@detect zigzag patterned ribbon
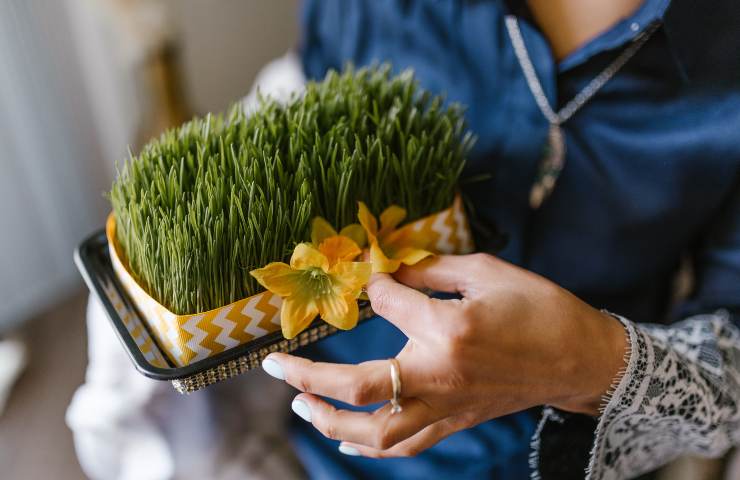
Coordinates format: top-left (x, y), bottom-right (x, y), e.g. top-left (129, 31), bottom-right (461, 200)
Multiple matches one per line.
top-left (107, 195), bottom-right (474, 367)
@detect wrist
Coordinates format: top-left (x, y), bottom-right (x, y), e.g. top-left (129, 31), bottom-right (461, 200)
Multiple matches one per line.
top-left (552, 309), bottom-right (629, 416)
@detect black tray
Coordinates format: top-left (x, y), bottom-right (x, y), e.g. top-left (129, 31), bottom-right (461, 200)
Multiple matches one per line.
top-left (74, 229), bottom-right (373, 393)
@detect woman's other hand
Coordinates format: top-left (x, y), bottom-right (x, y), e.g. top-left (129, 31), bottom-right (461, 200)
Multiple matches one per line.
top-left (260, 253), bottom-right (627, 458)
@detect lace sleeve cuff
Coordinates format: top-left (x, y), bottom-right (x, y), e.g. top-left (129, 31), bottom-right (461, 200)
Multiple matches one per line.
top-left (534, 311), bottom-right (740, 480)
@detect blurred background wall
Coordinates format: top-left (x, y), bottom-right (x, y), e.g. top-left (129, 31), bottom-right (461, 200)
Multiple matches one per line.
top-left (0, 0), bottom-right (300, 333)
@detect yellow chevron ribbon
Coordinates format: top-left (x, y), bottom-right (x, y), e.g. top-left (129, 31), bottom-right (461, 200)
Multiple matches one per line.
top-left (106, 195), bottom-right (474, 367)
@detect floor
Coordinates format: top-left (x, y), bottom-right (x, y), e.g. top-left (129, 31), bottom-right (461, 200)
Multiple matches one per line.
top-left (0, 289), bottom-right (88, 480)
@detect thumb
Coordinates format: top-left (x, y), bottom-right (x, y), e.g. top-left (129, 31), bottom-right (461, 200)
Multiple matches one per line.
top-left (366, 273), bottom-right (438, 337)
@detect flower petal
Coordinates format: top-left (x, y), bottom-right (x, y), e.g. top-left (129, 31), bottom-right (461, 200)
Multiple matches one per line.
top-left (384, 225), bottom-right (431, 251)
top-left (315, 292), bottom-right (349, 326)
top-left (311, 216), bottom-right (338, 245)
top-left (290, 243), bottom-right (330, 272)
top-left (369, 241), bottom-right (402, 273)
top-left (339, 223), bottom-right (367, 248)
top-left (250, 262), bottom-right (303, 297)
top-left (320, 294), bottom-right (359, 330)
top-left (394, 247), bottom-right (434, 266)
top-left (330, 261), bottom-right (372, 296)
top-left (281, 296), bottom-right (319, 339)
top-left (357, 201), bottom-right (378, 243)
top-left (319, 235), bottom-right (362, 266)
top-left (379, 205), bottom-right (407, 234)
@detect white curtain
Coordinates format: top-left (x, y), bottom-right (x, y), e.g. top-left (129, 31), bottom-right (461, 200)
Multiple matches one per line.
top-left (0, 0), bottom-right (112, 332)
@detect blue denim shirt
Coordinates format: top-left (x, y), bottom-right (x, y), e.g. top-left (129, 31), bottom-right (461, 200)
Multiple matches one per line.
top-left (293, 1), bottom-right (740, 478)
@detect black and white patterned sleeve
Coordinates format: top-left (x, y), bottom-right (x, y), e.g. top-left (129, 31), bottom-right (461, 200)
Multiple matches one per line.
top-left (582, 311), bottom-right (740, 480)
top-left (531, 311), bottom-right (740, 480)
top-left (534, 182), bottom-right (740, 479)
top-left (586, 181), bottom-right (740, 479)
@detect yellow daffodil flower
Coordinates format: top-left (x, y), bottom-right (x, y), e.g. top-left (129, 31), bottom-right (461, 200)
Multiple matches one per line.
top-left (358, 202), bottom-right (434, 273)
top-left (250, 239), bottom-right (371, 339)
top-left (311, 216), bottom-right (367, 249)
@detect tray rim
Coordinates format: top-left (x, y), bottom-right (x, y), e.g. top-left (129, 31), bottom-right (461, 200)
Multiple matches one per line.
top-left (74, 228), bottom-right (355, 381)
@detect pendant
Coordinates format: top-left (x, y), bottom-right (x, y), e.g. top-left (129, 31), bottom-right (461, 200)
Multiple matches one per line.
top-left (529, 123), bottom-right (566, 209)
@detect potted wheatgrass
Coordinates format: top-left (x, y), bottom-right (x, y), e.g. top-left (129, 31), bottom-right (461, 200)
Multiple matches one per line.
top-left (85, 66), bottom-right (475, 391)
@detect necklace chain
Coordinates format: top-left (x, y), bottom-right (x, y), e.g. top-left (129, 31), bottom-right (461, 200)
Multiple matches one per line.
top-left (503, 15), bottom-right (659, 208)
top-left (504, 15), bottom-right (659, 125)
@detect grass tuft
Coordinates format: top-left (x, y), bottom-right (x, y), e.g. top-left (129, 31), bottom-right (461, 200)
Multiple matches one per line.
top-left (110, 65), bottom-right (473, 314)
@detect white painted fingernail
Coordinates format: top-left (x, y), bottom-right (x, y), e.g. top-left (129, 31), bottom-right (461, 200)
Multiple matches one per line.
top-left (261, 358), bottom-right (284, 380)
top-left (291, 399), bottom-right (312, 422)
top-left (338, 444), bottom-right (361, 456)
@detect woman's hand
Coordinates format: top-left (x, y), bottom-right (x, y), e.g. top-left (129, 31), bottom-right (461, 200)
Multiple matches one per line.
top-left (260, 253), bottom-right (627, 458)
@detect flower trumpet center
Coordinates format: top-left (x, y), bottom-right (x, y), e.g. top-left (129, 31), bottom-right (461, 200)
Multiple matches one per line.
top-left (301, 267), bottom-right (334, 296)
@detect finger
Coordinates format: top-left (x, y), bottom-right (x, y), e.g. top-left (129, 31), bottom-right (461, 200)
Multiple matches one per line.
top-left (366, 273), bottom-right (443, 336)
top-left (338, 414), bottom-right (473, 458)
top-left (292, 393), bottom-right (445, 450)
top-left (393, 254), bottom-right (481, 296)
top-left (263, 352), bottom-right (422, 404)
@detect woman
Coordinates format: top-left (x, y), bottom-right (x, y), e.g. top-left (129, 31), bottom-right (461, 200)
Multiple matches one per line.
top-left (261, 0), bottom-right (740, 479)
top-left (69, 1), bottom-right (740, 479)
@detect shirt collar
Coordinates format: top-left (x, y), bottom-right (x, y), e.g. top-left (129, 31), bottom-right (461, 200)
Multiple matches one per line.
top-left (557, 0), bottom-right (671, 72)
top-left (508, 0), bottom-right (740, 85)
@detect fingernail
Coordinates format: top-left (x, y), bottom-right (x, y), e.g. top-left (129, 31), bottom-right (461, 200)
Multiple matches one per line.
top-left (291, 399), bottom-right (312, 422)
top-left (261, 358), bottom-right (285, 380)
top-left (338, 444), bottom-right (361, 456)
